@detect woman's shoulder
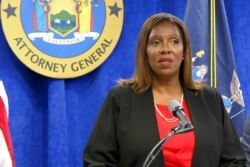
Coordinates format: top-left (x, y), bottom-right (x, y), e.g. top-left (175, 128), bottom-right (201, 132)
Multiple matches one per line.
top-left (108, 84), bottom-right (135, 96)
top-left (185, 84), bottom-right (221, 102)
top-left (197, 84), bottom-right (220, 96)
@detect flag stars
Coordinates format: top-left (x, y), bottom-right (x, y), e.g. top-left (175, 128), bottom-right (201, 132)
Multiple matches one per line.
top-left (3, 3), bottom-right (17, 18)
top-left (109, 2), bottom-right (122, 17)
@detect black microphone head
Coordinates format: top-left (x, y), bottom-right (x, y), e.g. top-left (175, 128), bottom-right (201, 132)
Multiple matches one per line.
top-left (167, 100), bottom-right (182, 116)
top-left (168, 100), bottom-right (194, 132)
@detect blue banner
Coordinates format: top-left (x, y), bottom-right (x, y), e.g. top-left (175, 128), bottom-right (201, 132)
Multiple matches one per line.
top-left (0, 0), bottom-right (249, 166)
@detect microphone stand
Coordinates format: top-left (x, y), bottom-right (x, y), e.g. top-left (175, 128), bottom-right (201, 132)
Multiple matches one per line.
top-left (142, 124), bottom-right (194, 167)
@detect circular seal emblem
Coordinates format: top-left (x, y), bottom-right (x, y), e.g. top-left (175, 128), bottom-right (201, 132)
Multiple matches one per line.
top-left (1, 0), bottom-right (124, 78)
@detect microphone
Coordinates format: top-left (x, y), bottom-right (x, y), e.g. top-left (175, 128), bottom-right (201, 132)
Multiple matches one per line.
top-left (167, 100), bottom-right (192, 128)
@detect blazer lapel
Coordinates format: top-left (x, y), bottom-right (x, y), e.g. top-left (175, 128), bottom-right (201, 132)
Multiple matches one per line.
top-left (184, 87), bottom-right (215, 166)
top-left (136, 87), bottom-right (165, 167)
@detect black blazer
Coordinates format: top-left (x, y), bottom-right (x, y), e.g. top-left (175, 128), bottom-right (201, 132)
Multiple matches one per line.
top-left (83, 85), bottom-right (246, 167)
top-left (242, 114), bottom-right (250, 166)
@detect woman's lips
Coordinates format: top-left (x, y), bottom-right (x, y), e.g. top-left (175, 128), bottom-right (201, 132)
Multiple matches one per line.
top-left (159, 58), bottom-right (173, 67)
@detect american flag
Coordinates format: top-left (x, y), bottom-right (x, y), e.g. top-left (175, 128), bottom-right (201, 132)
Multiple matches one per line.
top-left (0, 80), bottom-right (15, 167)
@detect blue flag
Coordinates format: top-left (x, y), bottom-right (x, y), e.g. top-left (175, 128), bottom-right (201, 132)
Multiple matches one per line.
top-left (184, 0), bottom-right (245, 136)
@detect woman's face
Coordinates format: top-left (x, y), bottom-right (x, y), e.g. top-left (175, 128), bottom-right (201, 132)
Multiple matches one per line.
top-left (147, 21), bottom-right (184, 80)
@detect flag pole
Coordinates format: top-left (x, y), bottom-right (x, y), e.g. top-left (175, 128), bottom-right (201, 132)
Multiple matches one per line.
top-left (210, 0), bottom-right (217, 88)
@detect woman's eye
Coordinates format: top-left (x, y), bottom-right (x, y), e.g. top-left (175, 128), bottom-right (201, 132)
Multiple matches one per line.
top-left (151, 40), bottom-right (160, 46)
top-left (170, 39), bottom-right (179, 45)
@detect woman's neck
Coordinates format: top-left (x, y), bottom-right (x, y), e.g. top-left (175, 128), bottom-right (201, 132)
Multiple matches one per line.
top-left (152, 79), bottom-right (183, 105)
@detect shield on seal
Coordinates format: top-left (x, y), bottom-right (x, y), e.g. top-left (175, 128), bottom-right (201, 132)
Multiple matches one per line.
top-left (48, 0), bottom-right (78, 37)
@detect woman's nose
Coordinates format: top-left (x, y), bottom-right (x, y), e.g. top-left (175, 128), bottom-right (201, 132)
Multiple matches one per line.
top-left (160, 46), bottom-right (171, 54)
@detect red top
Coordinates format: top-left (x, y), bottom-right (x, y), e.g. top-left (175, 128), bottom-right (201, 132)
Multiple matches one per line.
top-left (155, 100), bottom-right (195, 167)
